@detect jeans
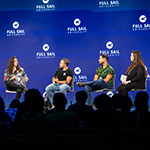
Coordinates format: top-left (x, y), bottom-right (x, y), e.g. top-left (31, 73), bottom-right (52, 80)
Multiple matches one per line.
top-left (84, 79), bottom-right (111, 105)
top-left (45, 83), bottom-right (71, 104)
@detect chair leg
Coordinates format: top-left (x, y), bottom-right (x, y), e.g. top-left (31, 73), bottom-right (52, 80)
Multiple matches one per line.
top-left (70, 92), bottom-right (75, 105)
top-left (131, 91), bottom-right (134, 102)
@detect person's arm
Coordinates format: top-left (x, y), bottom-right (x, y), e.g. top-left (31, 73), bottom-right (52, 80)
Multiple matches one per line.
top-left (52, 77), bottom-right (56, 83)
top-left (52, 69), bottom-right (59, 83)
top-left (55, 76), bottom-right (72, 85)
top-left (4, 70), bottom-right (16, 82)
top-left (93, 74), bottom-right (99, 81)
top-left (103, 74), bottom-right (112, 83)
top-left (122, 65), bottom-right (145, 85)
top-left (122, 80), bottom-right (131, 85)
top-left (10, 75), bottom-right (17, 81)
top-left (22, 68), bottom-right (29, 82)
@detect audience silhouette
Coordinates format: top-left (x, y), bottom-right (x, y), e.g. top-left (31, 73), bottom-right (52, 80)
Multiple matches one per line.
top-left (112, 94), bottom-right (133, 128)
top-left (67, 90), bottom-right (94, 122)
top-left (132, 92), bottom-right (150, 129)
top-left (0, 97), bottom-right (12, 126)
top-left (13, 89), bottom-right (52, 131)
top-left (45, 93), bottom-right (80, 130)
top-left (86, 94), bottom-right (115, 128)
top-left (0, 89), bottom-right (150, 149)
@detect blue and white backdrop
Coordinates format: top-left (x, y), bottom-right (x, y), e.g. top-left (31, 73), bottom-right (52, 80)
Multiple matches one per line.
top-left (0, 0), bottom-right (150, 101)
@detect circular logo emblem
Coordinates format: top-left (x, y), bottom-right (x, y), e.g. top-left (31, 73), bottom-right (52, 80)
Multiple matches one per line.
top-left (107, 91), bottom-right (114, 98)
top-left (42, 0), bottom-right (49, 4)
top-left (139, 15), bottom-right (147, 23)
top-left (13, 21), bottom-right (19, 29)
top-left (43, 44), bottom-right (49, 51)
top-left (74, 67), bottom-right (81, 75)
top-left (74, 18), bottom-right (81, 26)
top-left (106, 41), bottom-right (113, 49)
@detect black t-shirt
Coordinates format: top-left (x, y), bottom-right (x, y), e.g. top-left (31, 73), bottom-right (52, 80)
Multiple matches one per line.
top-left (54, 68), bottom-right (73, 86)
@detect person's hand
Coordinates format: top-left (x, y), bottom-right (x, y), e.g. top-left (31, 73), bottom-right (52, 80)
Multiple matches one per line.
top-left (122, 80), bottom-right (131, 85)
top-left (11, 75), bottom-right (17, 80)
top-left (25, 78), bottom-right (29, 82)
top-left (54, 78), bottom-right (59, 83)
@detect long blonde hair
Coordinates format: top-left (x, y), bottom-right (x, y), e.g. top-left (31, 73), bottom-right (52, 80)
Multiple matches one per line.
top-left (126, 50), bottom-right (147, 78)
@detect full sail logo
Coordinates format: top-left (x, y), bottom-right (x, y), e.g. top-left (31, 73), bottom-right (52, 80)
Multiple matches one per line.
top-left (36, 0), bottom-right (55, 11)
top-left (67, 18), bottom-right (87, 34)
top-left (74, 67), bottom-right (88, 82)
top-left (99, 1), bottom-right (119, 8)
top-left (99, 41), bottom-right (120, 57)
top-left (7, 21), bottom-right (25, 36)
top-left (132, 15), bottom-right (150, 31)
top-left (36, 44), bottom-right (55, 59)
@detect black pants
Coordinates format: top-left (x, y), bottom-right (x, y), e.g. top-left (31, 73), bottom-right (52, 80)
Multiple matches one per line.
top-left (5, 81), bottom-right (24, 100)
top-left (117, 82), bottom-right (141, 97)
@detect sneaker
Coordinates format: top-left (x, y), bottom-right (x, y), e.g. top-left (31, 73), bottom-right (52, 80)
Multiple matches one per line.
top-left (76, 82), bottom-right (87, 87)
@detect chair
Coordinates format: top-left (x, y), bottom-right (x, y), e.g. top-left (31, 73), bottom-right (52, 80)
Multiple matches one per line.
top-left (5, 90), bottom-right (17, 108)
top-left (5, 81), bottom-right (26, 108)
top-left (130, 79), bottom-right (147, 101)
top-left (93, 74), bottom-right (116, 94)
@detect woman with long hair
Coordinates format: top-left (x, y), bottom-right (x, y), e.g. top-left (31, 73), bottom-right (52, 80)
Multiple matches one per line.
top-left (4, 56), bottom-right (29, 100)
top-left (117, 50), bottom-right (147, 96)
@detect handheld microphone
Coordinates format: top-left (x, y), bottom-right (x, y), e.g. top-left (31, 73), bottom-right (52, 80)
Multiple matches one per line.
top-left (14, 70), bottom-right (17, 74)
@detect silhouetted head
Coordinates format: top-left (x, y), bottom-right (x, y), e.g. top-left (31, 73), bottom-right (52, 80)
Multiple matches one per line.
top-left (53, 93), bottom-right (67, 110)
top-left (121, 96), bottom-right (133, 112)
top-left (9, 99), bottom-right (20, 108)
top-left (111, 93), bottom-right (123, 110)
top-left (24, 89), bottom-right (44, 112)
top-left (94, 94), bottom-right (111, 111)
top-left (134, 92), bottom-right (149, 112)
top-left (76, 91), bottom-right (88, 104)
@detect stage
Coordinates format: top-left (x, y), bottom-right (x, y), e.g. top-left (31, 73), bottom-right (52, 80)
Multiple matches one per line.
top-left (0, 0), bottom-right (150, 101)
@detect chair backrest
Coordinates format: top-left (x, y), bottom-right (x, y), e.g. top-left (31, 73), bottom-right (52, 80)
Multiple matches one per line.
top-left (112, 74), bottom-right (116, 91)
top-left (145, 79), bottom-right (147, 91)
top-left (68, 77), bottom-right (74, 92)
top-left (131, 78), bottom-right (147, 91)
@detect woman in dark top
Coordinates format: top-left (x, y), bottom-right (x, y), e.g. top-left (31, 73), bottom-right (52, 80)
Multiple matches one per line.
top-left (4, 56), bottom-right (29, 100)
top-left (117, 50), bottom-right (147, 96)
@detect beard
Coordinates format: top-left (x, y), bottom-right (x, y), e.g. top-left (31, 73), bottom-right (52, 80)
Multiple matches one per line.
top-left (100, 61), bottom-right (104, 65)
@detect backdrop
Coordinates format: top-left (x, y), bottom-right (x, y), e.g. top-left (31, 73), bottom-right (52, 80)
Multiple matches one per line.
top-left (0, 0), bottom-right (150, 101)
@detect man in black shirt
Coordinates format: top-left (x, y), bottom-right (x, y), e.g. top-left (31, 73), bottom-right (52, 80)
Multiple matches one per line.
top-left (45, 58), bottom-right (73, 108)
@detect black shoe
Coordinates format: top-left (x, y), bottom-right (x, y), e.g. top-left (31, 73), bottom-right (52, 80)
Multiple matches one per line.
top-left (76, 82), bottom-right (87, 87)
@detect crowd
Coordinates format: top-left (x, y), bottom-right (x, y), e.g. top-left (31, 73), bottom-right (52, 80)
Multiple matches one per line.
top-left (0, 89), bottom-right (149, 130)
top-left (0, 89), bottom-right (150, 150)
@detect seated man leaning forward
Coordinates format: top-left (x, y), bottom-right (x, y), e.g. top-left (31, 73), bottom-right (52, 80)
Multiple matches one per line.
top-left (45, 58), bottom-right (73, 109)
top-left (77, 54), bottom-right (114, 106)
